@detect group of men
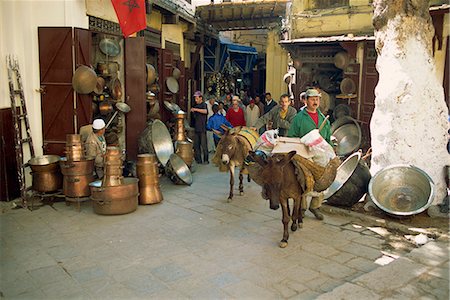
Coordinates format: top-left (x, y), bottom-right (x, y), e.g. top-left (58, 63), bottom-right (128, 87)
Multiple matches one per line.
top-left (86, 87), bottom-right (330, 220)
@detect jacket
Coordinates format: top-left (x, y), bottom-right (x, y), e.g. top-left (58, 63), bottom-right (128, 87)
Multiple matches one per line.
top-left (206, 114), bottom-right (233, 140)
top-left (254, 105), bottom-right (297, 136)
top-left (287, 108), bottom-right (331, 144)
top-left (85, 132), bottom-right (106, 167)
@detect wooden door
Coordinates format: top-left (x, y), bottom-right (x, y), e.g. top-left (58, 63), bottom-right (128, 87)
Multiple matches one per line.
top-left (38, 27), bottom-right (75, 156)
top-left (74, 28), bottom-right (93, 131)
top-left (178, 60), bottom-right (186, 111)
top-left (0, 108), bottom-right (20, 201)
top-left (125, 37), bottom-right (146, 161)
top-left (342, 63), bottom-right (360, 120)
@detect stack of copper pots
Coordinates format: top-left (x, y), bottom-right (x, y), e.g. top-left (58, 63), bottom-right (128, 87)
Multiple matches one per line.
top-left (102, 146), bottom-right (124, 186)
top-left (60, 134), bottom-right (94, 198)
top-left (174, 111), bottom-right (186, 142)
top-left (136, 154), bottom-right (163, 204)
top-left (175, 141), bottom-right (194, 168)
top-left (29, 155), bottom-right (63, 193)
top-left (66, 134), bottom-right (84, 161)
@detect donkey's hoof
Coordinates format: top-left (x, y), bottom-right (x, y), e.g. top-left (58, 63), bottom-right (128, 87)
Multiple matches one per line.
top-left (291, 223), bottom-right (298, 232)
top-left (279, 240), bottom-right (288, 248)
top-left (227, 197), bottom-right (233, 203)
top-left (299, 222), bottom-right (303, 228)
top-left (239, 191), bottom-right (244, 196)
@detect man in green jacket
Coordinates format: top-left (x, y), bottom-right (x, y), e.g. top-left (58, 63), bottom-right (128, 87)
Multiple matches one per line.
top-left (253, 94), bottom-right (297, 136)
top-left (287, 88), bottom-right (332, 220)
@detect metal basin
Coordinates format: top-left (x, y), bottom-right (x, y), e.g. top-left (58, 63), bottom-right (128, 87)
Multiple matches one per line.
top-left (165, 154), bottom-right (192, 185)
top-left (90, 178), bottom-right (139, 215)
top-left (151, 120), bottom-right (174, 166)
top-left (324, 152), bottom-right (371, 207)
top-left (331, 116), bottom-right (361, 156)
top-left (369, 165), bottom-right (434, 216)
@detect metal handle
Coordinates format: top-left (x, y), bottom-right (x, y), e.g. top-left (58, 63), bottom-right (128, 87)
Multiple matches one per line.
top-left (91, 197), bottom-right (110, 205)
top-left (67, 177), bottom-right (80, 183)
top-left (60, 163), bottom-right (75, 168)
top-left (105, 111), bottom-right (119, 129)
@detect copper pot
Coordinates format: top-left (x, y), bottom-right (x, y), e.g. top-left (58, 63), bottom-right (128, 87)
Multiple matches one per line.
top-left (104, 166), bottom-right (123, 177)
top-left (139, 185), bottom-right (163, 205)
top-left (29, 155), bottom-right (63, 192)
top-left (90, 178), bottom-right (139, 215)
top-left (63, 174), bottom-right (94, 197)
top-left (109, 77), bottom-right (122, 100)
top-left (106, 146), bottom-right (121, 156)
top-left (137, 154), bottom-right (157, 163)
top-left (107, 62), bottom-right (120, 75)
top-left (174, 111), bottom-right (186, 142)
top-left (65, 147), bottom-right (84, 162)
top-left (97, 62), bottom-right (109, 76)
top-left (176, 141), bottom-right (194, 168)
top-left (102, 175), bottom-right (123, 187)
top-left (60, 158), bottom-right (94, 176)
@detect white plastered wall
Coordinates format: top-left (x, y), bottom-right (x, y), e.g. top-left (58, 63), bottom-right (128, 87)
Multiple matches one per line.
top-left (0, 0), bottom-right (88, 158)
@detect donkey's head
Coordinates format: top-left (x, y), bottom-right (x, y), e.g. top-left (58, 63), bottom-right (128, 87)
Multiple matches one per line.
top-left (219, 126), bottom-right (242, 164)
top-left (250, 150), bottom-right (297, 210)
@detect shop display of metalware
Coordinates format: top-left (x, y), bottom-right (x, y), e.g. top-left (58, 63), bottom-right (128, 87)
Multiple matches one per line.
top-left (60, 157), bottom-right (94, 176)
top-left (99, 100), bottom-right (114, 115)
top-left (151, 119), bottom-right (174, 166)
top-left (331, 116), bottom-right (362, 157)
top-left (149, 83), bottom-right (160, 94)
top-left (109, 77), bottom-right (123, 100)
top-left (63, 173), bottom-right (95, 198)
top-left (72, 65), bottom-right (97, 94)
top-left (324, 152), bottom-right (371, 207)
top-left (166, 76), bottom-right (179, 94)
top-left (66, 134), bottom-right (82, 145)
top-left (65, 147), bottom-right (84, 162)
top-left (102, 146), bottom-right (124, 187)
top-left (99, 37), bottom-right (121, 57)
top-left (97, 62), bottom-right (109, 76)
top-left (174, 111), bottom-right (187, 141)
top-left (165, 153), bottom-right (192, 185)
top-left (146, 64), bottom-right (157, 85)
top-left (29, 155), bottom-right (63, 192)
top-left (368, 165), bottom-right (434, 216)
top-left (319, 90), bottom-right (330, 113)
top-left (90, 178), bottom-right (139, 215)
top-left (136, 154), bottom-right (163, 205)
top-left (175, 141), bottom-right (194, 168)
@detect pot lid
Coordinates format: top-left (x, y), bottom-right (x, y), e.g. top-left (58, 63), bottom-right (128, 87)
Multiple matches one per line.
top-left (99, 38), bottom-right (121, 57)
top-left (172, 67), bottom-right (181, 79)
top-left (151, 120), bottom-right (174, 166)
top-left (164, 101), bottom-right (181, 113)
top-left (146, 64), bottom-right (156, 85)
top-left (72, 65), bottom-right (97, 94)
top-left (116, 102), bottom-right (131, 113)
top-left (334, 51), bottom-right (350, 70)
top-left (166, 77), bottom-right (179, 94)
top-left (340, 77), bottom-right (356, 94)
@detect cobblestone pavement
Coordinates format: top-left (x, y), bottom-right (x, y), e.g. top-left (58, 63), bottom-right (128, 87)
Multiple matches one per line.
top-left (1, 163), bottom-right (449, 299)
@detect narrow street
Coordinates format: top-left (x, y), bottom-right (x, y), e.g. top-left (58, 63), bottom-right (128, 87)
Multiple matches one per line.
top-left (1, 163), bottom-right (448, 299)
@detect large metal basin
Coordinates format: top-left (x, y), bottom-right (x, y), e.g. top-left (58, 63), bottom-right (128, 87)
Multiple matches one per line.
top-left (90, 178), bottom-right (139, 215)
top-left (151, 120), bottom-right (174, 166)
top-left (323, 152), bottom-right (371, 207)
top-left (368, 165), bottom-right (434, 216)
top-left (331, 116), bottom-right (361, 156)
top-left (165, 154), bottom-right (192, 185)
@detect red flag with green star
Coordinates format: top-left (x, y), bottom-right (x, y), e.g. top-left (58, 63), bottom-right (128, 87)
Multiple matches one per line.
top-left (111, 0), bottom-right (146, 37)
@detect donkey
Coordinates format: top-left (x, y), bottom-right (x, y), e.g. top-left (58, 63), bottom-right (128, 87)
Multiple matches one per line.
top-left (248, 151), bottom-right (304, 248)
top-left (213, 127), bottom-right (253, 202)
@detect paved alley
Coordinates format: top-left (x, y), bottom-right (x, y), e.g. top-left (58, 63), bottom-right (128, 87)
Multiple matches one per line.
top-left (0, 163), bottom-right (448, 299)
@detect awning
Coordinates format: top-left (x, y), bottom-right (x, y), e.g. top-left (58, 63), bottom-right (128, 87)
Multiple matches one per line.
top-left (196, 0), bottom-right (288, 31)
top-left (279, 35), bottom-right (375, 45)
top-left (225, 43), bottom-right (258, 55)
top-left (220, 40), bottom-right (258, 73)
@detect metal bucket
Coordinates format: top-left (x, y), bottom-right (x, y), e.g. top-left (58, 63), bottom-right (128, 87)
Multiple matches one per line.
top-left (175, 141), bottom-right (194, 168)
top-left (323, 152), bottom-right (371, 207)
top-left (369, 165), bottom-right (434, 216)
top-left (90, 178), bottom-right (139, 215)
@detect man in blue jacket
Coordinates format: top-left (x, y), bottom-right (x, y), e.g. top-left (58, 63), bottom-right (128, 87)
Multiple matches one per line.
top-left (206, 104), bottom-right (233, 146)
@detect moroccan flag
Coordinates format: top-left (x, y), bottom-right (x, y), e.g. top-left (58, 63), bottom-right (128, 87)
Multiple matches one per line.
top-left (111, 0), bottom-right (147, 37)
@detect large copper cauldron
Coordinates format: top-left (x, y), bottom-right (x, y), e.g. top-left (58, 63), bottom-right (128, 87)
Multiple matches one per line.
top-left (29, 155), bottom-right (63, 192)
top-left (65, 134), bottom-right (84, 161)
top-left (60, 157), bottom-right (94, 197)
top-left (175, 141), bottom-right (194, 168)
top-left (136, 154), bottom-right (163, 205)
top-left (90, 178), bottom-right (139, 215)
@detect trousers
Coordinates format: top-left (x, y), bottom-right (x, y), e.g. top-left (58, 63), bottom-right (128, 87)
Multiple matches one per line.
top-left (194, 131), bottom-right (208, 163)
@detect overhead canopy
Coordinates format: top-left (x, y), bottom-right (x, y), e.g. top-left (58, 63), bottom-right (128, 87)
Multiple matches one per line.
top-left (220, 40), bottom-right (258, 73)
top-left (196, 0), bottom-right (288, 31)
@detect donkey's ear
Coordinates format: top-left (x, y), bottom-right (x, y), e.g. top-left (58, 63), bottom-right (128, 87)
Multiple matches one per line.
top-left (250, 151), bottom-right (267, 167)
top-left (233, 126), bottom-right (242, 134)
top-left (278, 150), bottom-right (296, 166)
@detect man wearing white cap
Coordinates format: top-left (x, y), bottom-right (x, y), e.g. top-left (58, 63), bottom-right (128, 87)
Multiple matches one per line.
top-left (146, 91), bottom-right (160, 121)
top-left (85, 119), bottom-right (107, 179)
